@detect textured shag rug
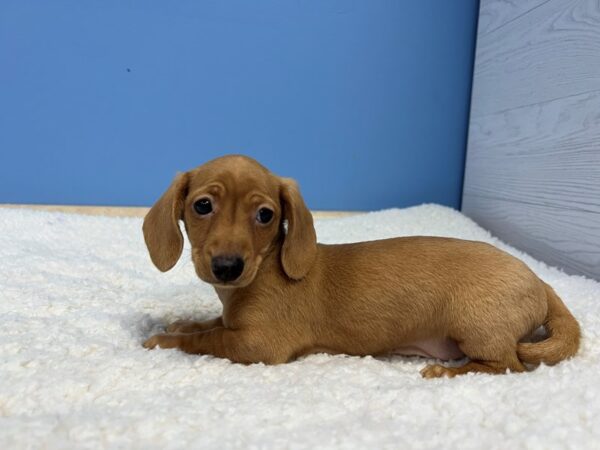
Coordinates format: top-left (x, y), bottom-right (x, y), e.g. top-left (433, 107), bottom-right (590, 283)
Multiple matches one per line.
top-left (1, 205), bottom-right (599, 449)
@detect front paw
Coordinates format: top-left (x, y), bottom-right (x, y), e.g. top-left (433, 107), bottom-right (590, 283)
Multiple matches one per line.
top-left (143, 333), bottom-right (180, 350)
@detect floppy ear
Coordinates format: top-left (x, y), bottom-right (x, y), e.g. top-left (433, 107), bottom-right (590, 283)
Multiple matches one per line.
top-left (143, 172), bottom-right (189, 272)
top-left (279, 177), bottom-right (317, 280)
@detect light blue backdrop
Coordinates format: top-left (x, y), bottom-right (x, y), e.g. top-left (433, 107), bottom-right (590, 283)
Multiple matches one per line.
top-left (0, 0), bottom-right (479, 210)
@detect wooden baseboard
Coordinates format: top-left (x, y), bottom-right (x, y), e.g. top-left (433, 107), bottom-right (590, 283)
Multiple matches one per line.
top-left (0, 204), bottom-right (360, 219)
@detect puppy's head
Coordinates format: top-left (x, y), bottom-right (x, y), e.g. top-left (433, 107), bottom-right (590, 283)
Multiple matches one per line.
top-left (143, 155), bottom-right (317, 288)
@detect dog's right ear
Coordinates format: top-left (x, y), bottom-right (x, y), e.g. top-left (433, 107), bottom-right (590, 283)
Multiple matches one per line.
top-left (143, 172), bottom-right (189, 272)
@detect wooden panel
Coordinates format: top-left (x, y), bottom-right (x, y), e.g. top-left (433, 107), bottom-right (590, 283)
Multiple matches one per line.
top-left (477, 0), bottom-right (551, 35)
top-left (465, 90), bottom-right (600, 211)
top-left (463, 195), bottom-right (600, 279)
top-left (0, 204), bottom-right (359, 220)
top-left (463, 0), bottom-right (600, 279)
top-left (471, 0), bottom-right (600, 115)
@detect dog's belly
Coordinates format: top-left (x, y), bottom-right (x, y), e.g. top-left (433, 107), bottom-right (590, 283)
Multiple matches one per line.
top-left (393, 338), bottom-right (464, 361)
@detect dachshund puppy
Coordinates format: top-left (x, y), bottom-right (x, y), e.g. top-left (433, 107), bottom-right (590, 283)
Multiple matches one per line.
top-left (142, 155), bottom-right (580, 377)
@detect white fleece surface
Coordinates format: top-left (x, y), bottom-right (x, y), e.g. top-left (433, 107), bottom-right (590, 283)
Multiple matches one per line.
top-left (1, 205), bottom-right (599, 449)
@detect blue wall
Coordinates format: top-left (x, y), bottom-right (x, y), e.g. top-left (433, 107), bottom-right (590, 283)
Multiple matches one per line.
top-left (0, 1), bottom-right (479, 210)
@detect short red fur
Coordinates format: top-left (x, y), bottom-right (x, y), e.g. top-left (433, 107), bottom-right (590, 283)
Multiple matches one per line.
top-left (143, 155), bottom-right (581, 378)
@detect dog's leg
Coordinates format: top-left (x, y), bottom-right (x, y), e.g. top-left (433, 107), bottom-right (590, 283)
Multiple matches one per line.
top-left (420, 359), bottom-right (525, 378)
top-left (166, 317), bottom-right (223, 334)
top-left (143, 328), bottom-right (288, 364)
top-left (420, 338), bottom-right (526, 378)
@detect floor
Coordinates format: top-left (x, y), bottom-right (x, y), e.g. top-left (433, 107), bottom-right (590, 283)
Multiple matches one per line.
top-left (0, 204), bottom-right (358, 219)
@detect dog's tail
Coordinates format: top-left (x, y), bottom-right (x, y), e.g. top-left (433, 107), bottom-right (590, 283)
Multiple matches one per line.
top-left (517, 282), bottom-right (580, 365)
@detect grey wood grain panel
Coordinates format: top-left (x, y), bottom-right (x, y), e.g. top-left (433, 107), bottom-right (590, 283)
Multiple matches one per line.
top-left (463, 0), bottom-right (600, 279)
top-left (478, 0), bottom-right (551, 35)
top-left (465, 90), bottom-right (600, 212)
top-left (463, 195), bottom-right (600, 279)
top-left (471, 0), bottom-right (600, 115)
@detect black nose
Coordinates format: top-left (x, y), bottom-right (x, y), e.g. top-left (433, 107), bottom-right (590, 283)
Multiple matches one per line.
top-left (211, 255), bottom-right (245, 282)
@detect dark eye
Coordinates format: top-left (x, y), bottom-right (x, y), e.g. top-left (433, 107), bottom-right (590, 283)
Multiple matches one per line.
top-left (256, 207), bottom-right (274, 224)
top-left (193, 198), bottom-right (213, 215)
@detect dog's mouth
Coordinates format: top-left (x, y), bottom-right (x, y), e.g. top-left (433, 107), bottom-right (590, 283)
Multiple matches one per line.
top-left (193, 263), bottom-right (257, 289)
top-left (207, 274), bottom-right (254, 290)
top-left (210, 280), bottom-right (243, 289)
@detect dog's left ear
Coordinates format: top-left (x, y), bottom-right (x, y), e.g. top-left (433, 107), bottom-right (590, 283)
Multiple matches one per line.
top-left (279, 177), bottom-right (317, 280)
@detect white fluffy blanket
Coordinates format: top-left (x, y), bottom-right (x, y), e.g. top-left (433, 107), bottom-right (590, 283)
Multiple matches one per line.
top-left (1, 205), bottom-right (599, 449)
